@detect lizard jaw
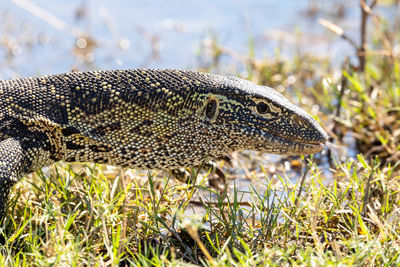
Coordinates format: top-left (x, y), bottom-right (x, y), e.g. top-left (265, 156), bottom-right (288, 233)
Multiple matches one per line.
top-left (292, 141), bottom-right (325, 155)
top-left (278, 137), bottom-right (327, 155)
top-left (247, 128), bottom-right (328, 156)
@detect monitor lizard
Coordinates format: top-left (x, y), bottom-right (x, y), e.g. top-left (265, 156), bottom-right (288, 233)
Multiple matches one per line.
top-left (0, 69), bottom-right (328, 218)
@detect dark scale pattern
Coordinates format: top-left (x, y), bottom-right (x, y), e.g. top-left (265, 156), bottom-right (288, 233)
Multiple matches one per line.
top-left (0, 69), bottom-right (328, 218)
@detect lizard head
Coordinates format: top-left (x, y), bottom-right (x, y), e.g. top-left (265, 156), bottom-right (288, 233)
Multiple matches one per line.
top-left (197, 75), bottom-right (328, 156)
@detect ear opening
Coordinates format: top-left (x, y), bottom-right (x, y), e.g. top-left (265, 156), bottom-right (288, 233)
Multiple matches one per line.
top-left (204, 96), bottom-right (219, 122)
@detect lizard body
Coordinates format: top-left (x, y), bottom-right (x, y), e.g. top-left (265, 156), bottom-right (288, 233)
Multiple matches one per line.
top-left (0, 69), bottom-right (327, 217)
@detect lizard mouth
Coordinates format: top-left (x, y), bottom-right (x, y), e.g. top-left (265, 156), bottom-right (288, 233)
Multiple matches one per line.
top-left (255, 130), bottom-right (328, 155)
top-left (237, 125), bottom-right (328, 155)
top-left (281, 136), bottom-right (327, 155)
top-left (297, 141), bottom-right (325, 154)
top-left (270, 125), bottom-right (328, 155)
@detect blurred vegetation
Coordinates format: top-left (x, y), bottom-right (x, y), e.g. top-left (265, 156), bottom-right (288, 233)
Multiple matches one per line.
top-left (0, 0), bottom-right (399, 266)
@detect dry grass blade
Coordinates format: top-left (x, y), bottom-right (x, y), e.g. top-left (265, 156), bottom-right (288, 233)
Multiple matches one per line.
top-left (318, 18), bottom-right (358, 49)
top-left (11, 0), bottom-right (85, 38)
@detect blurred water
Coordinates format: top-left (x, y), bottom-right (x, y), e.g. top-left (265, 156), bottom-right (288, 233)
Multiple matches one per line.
top-left (0, 0), bottom-right (362, 79)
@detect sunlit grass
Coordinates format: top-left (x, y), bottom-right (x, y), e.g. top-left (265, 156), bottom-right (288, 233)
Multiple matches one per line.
top-left (0, 151), bottom-right (398, 266)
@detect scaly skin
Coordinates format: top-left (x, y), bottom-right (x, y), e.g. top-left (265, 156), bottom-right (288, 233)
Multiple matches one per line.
top-left (0, 69), bottom-right (328, 218)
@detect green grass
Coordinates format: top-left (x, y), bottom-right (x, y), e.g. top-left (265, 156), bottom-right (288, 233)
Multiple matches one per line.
top-left (1, 154), bottom-right (399, 265)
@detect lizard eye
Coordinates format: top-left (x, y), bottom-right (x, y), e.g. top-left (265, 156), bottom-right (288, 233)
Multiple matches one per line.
top-left (256, 102), bottom-right (270, 114)
top-left (205, 99), bottom-right (218, 121)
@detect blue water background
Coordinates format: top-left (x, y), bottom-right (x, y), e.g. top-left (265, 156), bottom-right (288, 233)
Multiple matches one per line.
top-left (0, 0), bottom-right (366, 79)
